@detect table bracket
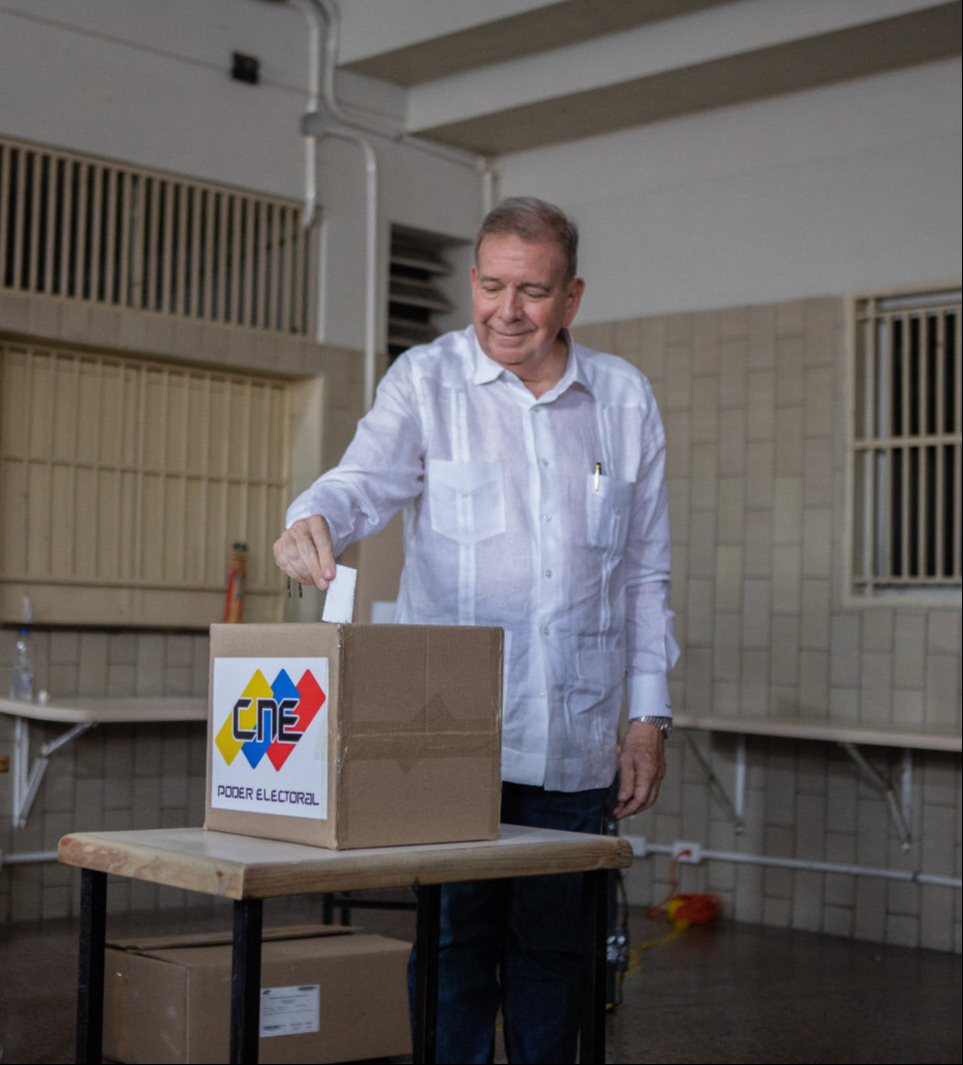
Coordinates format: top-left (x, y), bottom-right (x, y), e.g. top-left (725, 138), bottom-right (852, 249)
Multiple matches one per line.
top-left (683, 730), bottom-right (747, 833)
top-left (839, 741), bottom-right (913, 850)
top-left (12, 716), bottom-right (97, 829)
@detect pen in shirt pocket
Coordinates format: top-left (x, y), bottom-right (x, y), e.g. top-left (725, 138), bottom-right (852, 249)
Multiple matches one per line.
top-left (594, 462), bottom-right (602, 491)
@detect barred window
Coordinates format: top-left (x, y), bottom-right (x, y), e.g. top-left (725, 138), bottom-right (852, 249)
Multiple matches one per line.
top-left (848, 284), bottom-right (962, 603)
top-left (0, 134), bottom-right (314, 335)
top-left (0, 339), bottom-right (290, 626)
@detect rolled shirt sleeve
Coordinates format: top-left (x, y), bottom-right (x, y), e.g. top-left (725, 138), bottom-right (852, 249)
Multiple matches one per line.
top-left (623, 402), bottom-right (681, 720)
top-left (285, 353), bottom-right (425, 558)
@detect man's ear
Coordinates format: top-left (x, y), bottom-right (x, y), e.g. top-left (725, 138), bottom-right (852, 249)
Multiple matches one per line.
top-left (564, 276), bottom-right (585, 326)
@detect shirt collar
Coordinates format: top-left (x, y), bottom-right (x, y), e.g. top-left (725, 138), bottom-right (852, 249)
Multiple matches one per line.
top-left (470, 326), bottom-right (594, 398)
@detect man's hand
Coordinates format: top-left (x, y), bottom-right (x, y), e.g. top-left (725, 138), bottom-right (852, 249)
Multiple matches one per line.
top-left (613, 719), bottom-right (666, 819)
top-left (272, 515), bottom-right (336, 591)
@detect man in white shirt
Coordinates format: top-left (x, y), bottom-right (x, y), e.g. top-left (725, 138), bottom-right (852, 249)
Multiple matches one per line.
top-left (274, 197), bottom-right (679, 1064)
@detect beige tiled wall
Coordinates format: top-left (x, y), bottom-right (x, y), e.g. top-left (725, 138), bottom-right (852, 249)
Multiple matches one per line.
top-left (1, 296), bottom-right (959, 953)
top-left (573, 297), bottom-right (962, 954)
top-left (0, 630), bottom-right (212, 922)
top-left (0, 295), bottom-right (367, 925)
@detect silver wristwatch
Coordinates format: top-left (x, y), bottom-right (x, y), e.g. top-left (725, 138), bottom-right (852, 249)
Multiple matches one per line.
top-left (634, 715), bottom-right (673, 738)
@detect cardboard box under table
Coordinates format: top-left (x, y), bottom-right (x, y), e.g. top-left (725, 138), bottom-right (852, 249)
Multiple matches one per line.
top-left (205, 622), bottom-right (503, 849)
top-left (103, 923), bottom-right (411, 1064)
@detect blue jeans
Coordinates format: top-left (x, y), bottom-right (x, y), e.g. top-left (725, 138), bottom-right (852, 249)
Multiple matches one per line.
top-left (407, 781), bottom-right (608, 1064)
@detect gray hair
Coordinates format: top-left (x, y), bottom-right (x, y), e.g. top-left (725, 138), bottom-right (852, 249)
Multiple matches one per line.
top-left (474, 196), bottom-right (579, 281)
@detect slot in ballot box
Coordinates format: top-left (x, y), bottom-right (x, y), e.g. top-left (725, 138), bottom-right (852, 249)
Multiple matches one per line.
top-left (205, 622), bottom-right (503, 849)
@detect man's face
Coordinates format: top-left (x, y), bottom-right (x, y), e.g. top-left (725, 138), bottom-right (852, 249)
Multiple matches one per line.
top-left (471, 233), bottom-right (584, 375)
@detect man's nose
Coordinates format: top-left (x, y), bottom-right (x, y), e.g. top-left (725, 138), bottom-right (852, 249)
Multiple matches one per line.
top-left (497, 287), bottom-right (521, 319)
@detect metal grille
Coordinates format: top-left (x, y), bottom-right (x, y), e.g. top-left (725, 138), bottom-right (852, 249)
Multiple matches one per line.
top-left (0, 134), bottom-right (314, 336)
top-left (0, 340), bottom-right (290, 624)
top-left (850, 285), bottom-right (962, 598)
top-left (387, 226), bottom-right (453, 362)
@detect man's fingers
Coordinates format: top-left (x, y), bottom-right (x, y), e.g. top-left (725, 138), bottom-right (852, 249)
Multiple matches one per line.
top-left (272, 517), bottom-right (334, 589)
top-left (290, 520), bottom-right (329, 589)
top-left (273, 532), bottom-right (312, 585)
top-left (614, 744), bottom-right (664, 818)
top-left (615, 777), bottom-right (656, 820)
top-left (307, 516), bottom-right (336, 582)
top-left (615, 779), bottom-right (649, 819)
top-left (617, 750), bottom-right (636, 804)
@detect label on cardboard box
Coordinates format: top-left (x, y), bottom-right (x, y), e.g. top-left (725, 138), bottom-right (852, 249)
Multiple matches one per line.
top-left (211, 657), bottom-right (329, 819)
top-left (259, 984), bottom-right (321, 1038)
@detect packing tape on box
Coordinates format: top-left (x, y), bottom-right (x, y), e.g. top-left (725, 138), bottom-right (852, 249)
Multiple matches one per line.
top-left (335, 730), bottom-right (501, 841)
top-left (337, 730), bottom-right (498, 770)
top-left (344, 714), bottom-right (497, 735)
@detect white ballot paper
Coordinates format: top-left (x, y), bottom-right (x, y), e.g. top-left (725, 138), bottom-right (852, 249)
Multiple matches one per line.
top-left (321, 564), bottom-right (357, 623)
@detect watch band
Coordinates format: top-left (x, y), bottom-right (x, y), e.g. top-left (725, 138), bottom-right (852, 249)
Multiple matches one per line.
top-left (634, 714), bottom-right (673, 738)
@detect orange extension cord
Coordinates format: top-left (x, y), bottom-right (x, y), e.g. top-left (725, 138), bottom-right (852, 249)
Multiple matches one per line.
top-left (624, 848), bottom-right (720, 977)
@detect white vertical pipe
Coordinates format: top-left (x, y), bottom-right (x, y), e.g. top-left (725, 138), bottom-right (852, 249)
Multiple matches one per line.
top-left (268, 0), bottom-right (491, 412)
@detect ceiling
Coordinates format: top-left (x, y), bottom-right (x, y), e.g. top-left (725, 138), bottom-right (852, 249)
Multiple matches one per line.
top-left (330, 0), bottom-right (963, 156)
top-left (341, 0), bottom-right (728, 86)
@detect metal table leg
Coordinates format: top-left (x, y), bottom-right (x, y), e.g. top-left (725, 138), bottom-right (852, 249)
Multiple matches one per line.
top-left (76, 868), bottom-right (107, 1064)
top-left (580, 868), bottom-right (607, 1063)
top-left (230, 898), bottom-right (263, 1064)
top-left (412, 882), bottom-right (441, 1065)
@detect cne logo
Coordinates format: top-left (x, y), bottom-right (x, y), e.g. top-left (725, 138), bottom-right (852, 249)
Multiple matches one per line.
top-left (214, 667), bottom-right (325, 772)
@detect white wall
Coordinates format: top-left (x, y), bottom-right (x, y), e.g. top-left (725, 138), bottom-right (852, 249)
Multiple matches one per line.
top-left (497, 58), bottom-right (962, 324)
top-left (406, 0), bottom-right (942, 132)
top-left (0, 0), bottom-right (484, 349)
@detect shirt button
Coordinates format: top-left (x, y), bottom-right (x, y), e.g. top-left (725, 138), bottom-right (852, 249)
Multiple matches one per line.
top-left (542, 626), bottom-right (551, 636)
top-left (543, 513), bottom-right (552, 522)
top-left (539, 458), bottom-right (549, 467)
top-left (544, 569), bottom-right (553, 579)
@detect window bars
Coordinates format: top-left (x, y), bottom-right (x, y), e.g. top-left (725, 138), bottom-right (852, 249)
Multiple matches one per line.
top-left (0, 341), bottom-right (290, 625)
top-left (387, 226), bottom-right (453, 362)
top-left (849, 285), bottom-right (962, 601)
top-left (0, 134), bottom-right (314, 336)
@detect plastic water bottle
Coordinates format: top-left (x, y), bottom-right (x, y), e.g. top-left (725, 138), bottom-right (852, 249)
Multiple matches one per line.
top-left (9, 592), bottom-right (34, 701)
top-left (10, 626), bottom-right (34, 701)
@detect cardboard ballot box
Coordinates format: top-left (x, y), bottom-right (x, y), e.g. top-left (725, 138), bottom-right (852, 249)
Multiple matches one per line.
top-left (103, 924), bottom-right (412, 1064)
top-left (205, 622), bottom-right (503, 849)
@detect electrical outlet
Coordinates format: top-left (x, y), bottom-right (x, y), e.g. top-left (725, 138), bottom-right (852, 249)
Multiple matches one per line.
top-left (672, 840), bottom-right (701, 863)
top-left (619, 834), bottom-right (647, 857)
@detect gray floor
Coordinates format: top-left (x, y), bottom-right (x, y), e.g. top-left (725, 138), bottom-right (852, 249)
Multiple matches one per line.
top-left (0, 891), bottom-right (959, 1064)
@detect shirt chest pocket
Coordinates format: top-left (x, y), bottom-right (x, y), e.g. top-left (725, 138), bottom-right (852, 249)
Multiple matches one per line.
top-left (427, 459), bottom-right (506, 546)
top-left (586, 473), bottom-right (633, 551)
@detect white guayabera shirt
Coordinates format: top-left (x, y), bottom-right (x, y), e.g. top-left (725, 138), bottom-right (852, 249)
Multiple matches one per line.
top-left (286, 324), bottom-right (680, 792)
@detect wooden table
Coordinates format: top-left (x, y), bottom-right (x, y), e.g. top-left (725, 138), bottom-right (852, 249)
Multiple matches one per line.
top-left (58, 824), bottom-right (632, 1064)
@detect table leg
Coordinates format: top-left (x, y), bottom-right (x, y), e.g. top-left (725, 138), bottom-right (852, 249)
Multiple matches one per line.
top-left (230, 898), bottom-right (263, 1065)
top-left (412, 882), bottom-right (441, 1065)
top-left (76, 868), bottom-right (107, 1064)
top-left (580, 868), bottom-right (607, 1064)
